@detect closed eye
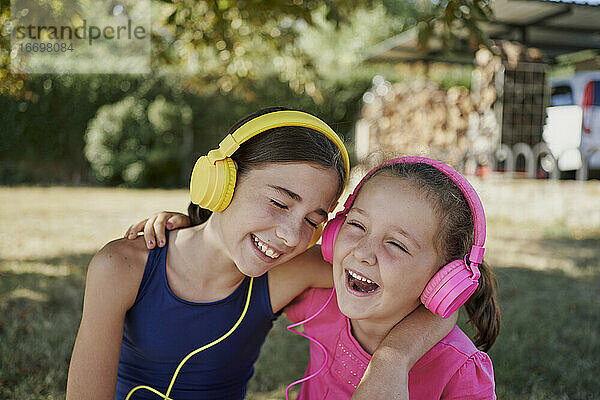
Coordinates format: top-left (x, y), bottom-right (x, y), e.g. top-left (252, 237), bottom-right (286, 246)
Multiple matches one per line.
top-left (347, 221), bottom-right (365, 231)
top-left (270, 199), bottom-right (288, 209)
top-left (305, 218), bottom-right (318, 229)
top-left (388, 241), bottom-right (409, 254)
top-left (272, 199), bottom-right (317, 228)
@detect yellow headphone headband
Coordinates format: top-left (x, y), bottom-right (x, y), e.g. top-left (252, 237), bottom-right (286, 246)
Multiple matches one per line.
top-left (190, 110), bottom-right (350, 212)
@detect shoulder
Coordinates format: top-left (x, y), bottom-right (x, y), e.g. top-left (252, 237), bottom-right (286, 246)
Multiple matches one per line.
top-left (429, 327), bottom-right (496, 399)
top-left (438, 326), bottom-right (482, 357)
top-left (86, 237), bottom-right (149, 311)
top-left (442, 351), bottom-right (496, 399)
top-left (89, 237), bottom-right (148, 281)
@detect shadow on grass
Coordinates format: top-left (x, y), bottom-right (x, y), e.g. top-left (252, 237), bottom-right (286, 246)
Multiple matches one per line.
top-left (4, 252), bottom-right (96, 268)
top-left (0, 255), bottom-right (91, 399)
top-left (537, 236), bottom-right (600, 272)
top-left (489, 266), bottom-right (600, 400)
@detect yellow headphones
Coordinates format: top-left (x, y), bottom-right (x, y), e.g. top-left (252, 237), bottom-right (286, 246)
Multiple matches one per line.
top-left (190, 110), bottom-right (350, 247)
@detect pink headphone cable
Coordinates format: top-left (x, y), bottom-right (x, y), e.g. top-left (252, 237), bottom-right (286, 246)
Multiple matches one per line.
top-left (285, 287), bottom-right (336, 400)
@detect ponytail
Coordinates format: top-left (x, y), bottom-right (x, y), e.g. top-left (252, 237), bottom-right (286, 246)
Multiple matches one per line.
top-left (464, 260), bottom-right (500, 351)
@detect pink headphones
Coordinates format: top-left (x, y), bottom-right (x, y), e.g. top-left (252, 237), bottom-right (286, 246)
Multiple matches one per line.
top-left (320, 157), bottom-right (486, 319)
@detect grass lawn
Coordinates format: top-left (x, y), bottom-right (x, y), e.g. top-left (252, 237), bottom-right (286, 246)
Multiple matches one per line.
top-left (0, 184), bottom-right (598, 399)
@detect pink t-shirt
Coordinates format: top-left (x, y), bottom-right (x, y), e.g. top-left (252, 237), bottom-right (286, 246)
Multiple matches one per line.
top-left (285, 288), bottom-right (496, 400)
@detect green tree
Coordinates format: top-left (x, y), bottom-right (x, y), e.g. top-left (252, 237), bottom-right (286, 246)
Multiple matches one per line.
top-left (85, 94), bottom-right (192, 187)
top-left (1, 0), bottom-right (492, 99)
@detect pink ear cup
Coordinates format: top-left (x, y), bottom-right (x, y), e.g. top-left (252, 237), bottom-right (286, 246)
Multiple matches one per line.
top-left (320, 213), bottom-right (346, 264)
top-left (420, 260), bottom-right (480, 319)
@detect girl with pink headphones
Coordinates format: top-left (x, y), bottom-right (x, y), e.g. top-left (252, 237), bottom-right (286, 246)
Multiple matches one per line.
top-left (67, 108), bottom-right (455, 400)
top-left (284, 157), bottom-right (500, 399)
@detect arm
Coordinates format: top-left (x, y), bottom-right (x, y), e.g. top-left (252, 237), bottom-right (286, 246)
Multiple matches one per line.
top-left (66, 239), bottom-right (147, 400)
top-left (268, 245), bottom-right (333, 313)
top-left (351, 307), bottom-right (458, 400)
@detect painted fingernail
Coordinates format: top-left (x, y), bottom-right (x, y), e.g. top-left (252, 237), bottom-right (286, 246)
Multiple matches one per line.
top-left (148, 240), bottom-right (154, 247)
top-left (166, 222), bottom-right (173, 229)
top-left (158, 240), bottom-right (164, 246)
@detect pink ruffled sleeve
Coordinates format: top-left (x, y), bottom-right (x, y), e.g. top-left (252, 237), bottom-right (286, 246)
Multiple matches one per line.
top-left (442, 351), bottom-right (496, 399)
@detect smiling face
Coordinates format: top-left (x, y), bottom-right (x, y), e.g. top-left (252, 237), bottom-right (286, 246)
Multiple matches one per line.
top-left (332, 174), bottom-right (441, 326)
top-left (217, 162), bottom-right (340, 277)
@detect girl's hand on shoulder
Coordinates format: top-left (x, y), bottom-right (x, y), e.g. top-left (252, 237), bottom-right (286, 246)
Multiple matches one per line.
top-left (124, 211), bottom-right (190, 249)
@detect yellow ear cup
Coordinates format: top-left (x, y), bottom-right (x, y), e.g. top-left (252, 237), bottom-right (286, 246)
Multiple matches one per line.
top-left (307, 223), bottom-right (324, 249)
top-left (190, 156), bottom-right (237, 211)
top-left (190, 110), bottom-right (350, 216)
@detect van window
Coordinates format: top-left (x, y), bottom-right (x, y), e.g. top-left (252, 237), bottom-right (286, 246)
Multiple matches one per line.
top-left (551, 85), bottom-right (574, 106)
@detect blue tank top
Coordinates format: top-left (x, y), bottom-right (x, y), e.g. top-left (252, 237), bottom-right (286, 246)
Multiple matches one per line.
top-left (115, 231), bottom-right (279, 399)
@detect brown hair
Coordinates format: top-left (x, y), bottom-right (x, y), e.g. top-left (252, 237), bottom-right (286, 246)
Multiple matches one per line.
top-left (372, 162), bottom-right (500, 352)
top-left (188, 107), bottom-right (347, 225)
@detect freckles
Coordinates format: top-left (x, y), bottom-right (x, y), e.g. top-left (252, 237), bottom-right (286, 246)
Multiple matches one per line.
top-left (254, 203), bottom-right (280, 221)
top-left (336, 228), bottom-right (357, 245)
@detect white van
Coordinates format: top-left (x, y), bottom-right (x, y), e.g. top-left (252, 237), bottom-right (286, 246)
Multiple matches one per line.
top-left (543, 71), bottom-right (600, 175)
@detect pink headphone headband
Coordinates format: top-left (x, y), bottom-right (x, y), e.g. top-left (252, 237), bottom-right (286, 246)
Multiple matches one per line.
top-left (342, 157), bottom-right (486, 266)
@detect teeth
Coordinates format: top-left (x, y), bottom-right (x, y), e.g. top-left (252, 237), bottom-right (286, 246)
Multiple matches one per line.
top-left (252, 236), bottom-right (280, 259)
top-left (348, 270), bottom-right (374, 284)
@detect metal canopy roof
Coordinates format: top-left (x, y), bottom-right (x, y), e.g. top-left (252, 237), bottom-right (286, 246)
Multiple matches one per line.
top-left (366, 0), bottom-right (600, 64)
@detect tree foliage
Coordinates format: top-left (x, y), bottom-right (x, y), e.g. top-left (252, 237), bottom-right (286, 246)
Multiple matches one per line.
top-left (85, 94), bottom-right (193, 187)
top-left (1, 1), bottom-right (492, 186)
top-left (1, 0), bottom-right (491, 99)
top-left (416, 0), bottom-right (494, 52)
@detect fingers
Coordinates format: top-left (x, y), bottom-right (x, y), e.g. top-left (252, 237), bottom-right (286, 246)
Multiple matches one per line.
top-left (166, 214), bottom-right (191, 230)
top-left (126, 212), bottom-right (191, 249)
top-left (153, 213), bottom-right (170, 248)
top-left (125, 219), bottom-right (149, 240)
top-left (124, 225), bottom-right (134, 239)
top-left (143, 216), bottom-right (158, 249)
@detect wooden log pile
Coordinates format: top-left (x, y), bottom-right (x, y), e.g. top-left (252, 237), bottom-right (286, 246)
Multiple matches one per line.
top-left (356, 41), bottom-right (547, 171)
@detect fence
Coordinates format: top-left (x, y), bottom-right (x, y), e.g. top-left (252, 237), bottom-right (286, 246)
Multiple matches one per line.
top-left (466, 142), bottom-right (594, 180)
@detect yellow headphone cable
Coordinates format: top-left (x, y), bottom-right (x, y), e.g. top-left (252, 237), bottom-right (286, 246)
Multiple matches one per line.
top-left (125, 276), bottom-right (254, 400)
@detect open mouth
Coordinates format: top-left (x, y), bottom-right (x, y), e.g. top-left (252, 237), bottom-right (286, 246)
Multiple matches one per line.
top-left (251, 234), bottom-right (281, 260)
top-left (345, 268), bottom-right (380, 296)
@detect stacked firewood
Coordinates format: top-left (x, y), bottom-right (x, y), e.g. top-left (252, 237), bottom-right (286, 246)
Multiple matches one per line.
top-left (357, 78), bottom-right (473, 167)
top-left (356, 41), bottom-right (547, 170)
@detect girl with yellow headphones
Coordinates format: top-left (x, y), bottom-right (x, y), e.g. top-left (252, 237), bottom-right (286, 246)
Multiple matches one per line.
top-left (67, 107), bottom-right (454, 400)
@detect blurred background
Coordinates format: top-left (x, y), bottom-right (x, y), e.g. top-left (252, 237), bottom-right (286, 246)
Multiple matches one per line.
top-left (0, 0), bottom-right (599, 399)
